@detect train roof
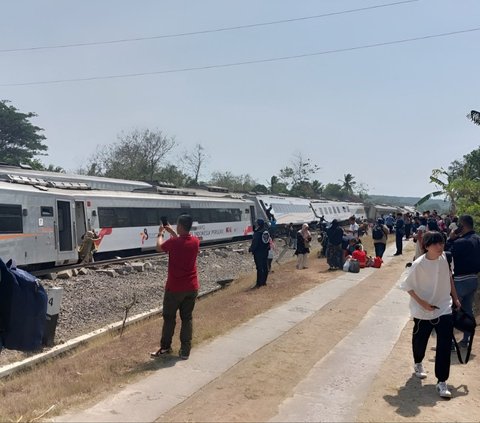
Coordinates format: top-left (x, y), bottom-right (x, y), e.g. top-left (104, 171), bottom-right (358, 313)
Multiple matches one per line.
top-left (0, 164), bottom-right (152, 191)
top-left (0, 180), bottom-right (252, 204)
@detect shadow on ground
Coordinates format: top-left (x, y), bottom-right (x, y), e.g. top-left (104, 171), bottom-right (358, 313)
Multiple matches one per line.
top-left (383, 375), bottom-right (469, 417)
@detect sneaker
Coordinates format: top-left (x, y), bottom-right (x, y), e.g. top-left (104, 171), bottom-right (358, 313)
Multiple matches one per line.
top-left (179, 349), bottom-right (189, 360)
top-left (414, 363), bottom-right (427, 379)
top-left (436, 381), bottom-right (452, 398)
top-left (458, 339), bottom-right (469, 348)
top-left (150, 347), bottom-right (172, 358)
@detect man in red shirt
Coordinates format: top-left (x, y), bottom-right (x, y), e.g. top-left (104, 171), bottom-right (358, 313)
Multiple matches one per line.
top-left (151, 214), bottom-right (200, 360)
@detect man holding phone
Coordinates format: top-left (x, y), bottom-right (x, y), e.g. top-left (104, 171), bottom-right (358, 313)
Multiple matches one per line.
top-left (151, 214), bottom-right (200, 360)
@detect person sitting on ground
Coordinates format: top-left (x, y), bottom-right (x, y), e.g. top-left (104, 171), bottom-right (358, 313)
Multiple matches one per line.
top-left (351, 244), bottom-right (367, 268)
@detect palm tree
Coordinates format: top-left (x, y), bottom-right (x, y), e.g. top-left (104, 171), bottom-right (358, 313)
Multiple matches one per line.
top-left (467, 110), bottom-right (480, 126)
top-left (415, 168), bottom-right (457, 213)
top-left (339, 173), bottom-right (356, 195)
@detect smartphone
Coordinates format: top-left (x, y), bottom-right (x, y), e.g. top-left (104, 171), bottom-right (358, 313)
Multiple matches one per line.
top-left (160, 216), bottom-right (169, 226)
top-left (453, 225), bottom-right (463, 235)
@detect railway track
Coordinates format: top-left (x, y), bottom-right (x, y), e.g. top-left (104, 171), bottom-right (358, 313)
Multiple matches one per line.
top-left (30, 238), bottom-right (256, 277)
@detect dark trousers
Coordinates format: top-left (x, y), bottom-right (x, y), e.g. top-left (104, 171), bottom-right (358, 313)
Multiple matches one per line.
top-left (374, 242), bottom-right (386, 258)
top-left (254, 253), bottom-right (269, 286)
top-left (395, 233), bottom-right (403, 254)
top-left (412, 314), bottom-right (453, 382)
top-left (161, 290), bottom-right (198, 355)
top-left (405, 224), bottom-right (412, 239)
top-left (327, 244), bottom-right (343, 269)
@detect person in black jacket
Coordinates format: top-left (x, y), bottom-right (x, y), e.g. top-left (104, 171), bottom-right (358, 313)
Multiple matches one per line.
top-left (446, 214), bottom-right (479, 347)
top-left (394, 213), bottom-right (405, 256)
top-left (326, 219), bottom-right (344, 270)
top-left (248, 219), bottom-right (270, 288)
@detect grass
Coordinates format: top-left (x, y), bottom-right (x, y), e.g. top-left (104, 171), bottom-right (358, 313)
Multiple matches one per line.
top-left (0, 234), bottom-right (389, 422)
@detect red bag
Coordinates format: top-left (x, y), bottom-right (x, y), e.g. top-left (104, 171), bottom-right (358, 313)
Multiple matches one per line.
top-left (372, 256), bottom-right (383, 268)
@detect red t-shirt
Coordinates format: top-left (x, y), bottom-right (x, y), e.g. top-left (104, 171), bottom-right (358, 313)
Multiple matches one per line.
top-left (352, 250), bottom-right (367, 268)
top-left (161, 234), bottom-right (200, 292)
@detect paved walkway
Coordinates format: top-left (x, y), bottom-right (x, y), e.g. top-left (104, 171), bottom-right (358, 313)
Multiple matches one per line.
top-left (57, 243), bottom-right (410, 422)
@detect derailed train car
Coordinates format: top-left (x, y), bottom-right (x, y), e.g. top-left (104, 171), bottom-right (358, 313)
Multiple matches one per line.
top-left (0, 175), bottom-right (255, 269)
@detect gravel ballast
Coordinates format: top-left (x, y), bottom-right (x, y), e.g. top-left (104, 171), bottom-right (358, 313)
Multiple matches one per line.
top-left (0, 241), bottom-right (299, 366)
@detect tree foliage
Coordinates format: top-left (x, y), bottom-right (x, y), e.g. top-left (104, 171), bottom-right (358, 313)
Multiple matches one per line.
top-left (209, 171), bottom-right (257, 192)
top-left (0, 100), bottom-right (48, 165)
top-left (467, 110), bottom-right (480, 126)
top-left (83, 128), bottom-right (176, 181)
top-left (279, 153), bottom-right (320, 188)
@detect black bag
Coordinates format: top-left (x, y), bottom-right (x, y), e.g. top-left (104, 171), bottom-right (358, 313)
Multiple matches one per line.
top-left (372, 225), bottom-right (384, 240)
top-left (348, 259), bottom-right (360, 273)
top-left (452, 307), bottom-right (477, 364)
top-left (0, 258), bottom-right (48, 352)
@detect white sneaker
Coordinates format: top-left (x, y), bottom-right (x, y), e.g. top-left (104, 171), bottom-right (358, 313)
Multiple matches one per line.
top-left (436, 381), bottom-right (452, 398)
top-left (414, 363), bottom-right (427, 379)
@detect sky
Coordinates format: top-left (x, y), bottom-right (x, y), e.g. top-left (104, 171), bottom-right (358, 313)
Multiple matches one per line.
top-left (1, 0), bottom-right (479, 198)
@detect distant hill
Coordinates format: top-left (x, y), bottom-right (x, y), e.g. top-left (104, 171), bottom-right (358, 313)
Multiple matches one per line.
top-left (367, 194), bottom-right (450, 213)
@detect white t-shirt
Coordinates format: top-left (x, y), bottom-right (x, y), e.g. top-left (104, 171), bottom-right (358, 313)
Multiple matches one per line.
top-left (349, 223), bottom-right (359, 234)
top-left (400, 252), bottom-right (452, 320)
top-left (414, 224), bottom-right (426, 260)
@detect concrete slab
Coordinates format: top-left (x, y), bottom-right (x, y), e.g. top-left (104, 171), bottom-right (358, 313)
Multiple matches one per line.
top-left (270, 286), bottom-right (410, 423)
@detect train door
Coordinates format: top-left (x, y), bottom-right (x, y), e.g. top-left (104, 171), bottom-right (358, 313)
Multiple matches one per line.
top-left (250, 205), bottom-right (256, 228)
top-left (56, 200), bottom-right (73, 253)
top-left (74, 201), bottom-right (87, 246)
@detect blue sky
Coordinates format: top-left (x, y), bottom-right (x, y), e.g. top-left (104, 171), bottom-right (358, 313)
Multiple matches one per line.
top-left (1, 0), bottom-right (479, 197)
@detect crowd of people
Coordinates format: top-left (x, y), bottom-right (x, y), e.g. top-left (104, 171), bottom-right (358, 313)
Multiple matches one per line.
top-left (150, 209), bottom-right (478, 402)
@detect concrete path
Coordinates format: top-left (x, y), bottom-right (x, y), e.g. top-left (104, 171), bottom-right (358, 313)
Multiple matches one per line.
top-left (57, 243), bottom-right (409, 422)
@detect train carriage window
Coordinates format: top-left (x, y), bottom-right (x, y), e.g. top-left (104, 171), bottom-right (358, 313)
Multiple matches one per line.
top-left (98, 208), bottom-right (115, 227)
top-left (145, 208), bottom-right (158, 225)
top-left (0, 204), bottom-right (23, 233)
top-left (115, 208), bottom-right (131, 227)
top-left (328, 207), bottom-right (333, 214)
top-left (41, 206), bottom-right (54, 217)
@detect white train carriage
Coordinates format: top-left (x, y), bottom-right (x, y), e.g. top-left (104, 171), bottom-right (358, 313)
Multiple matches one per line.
top-left (247, 194), bottom-right (317, 226)
top-left (0, 178), bottom-right (255, 269)
top-left (310, 200), bottom-right (367, 222)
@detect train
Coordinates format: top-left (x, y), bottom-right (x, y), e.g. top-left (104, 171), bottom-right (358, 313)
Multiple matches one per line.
top-left (0, 175), bottom-right (255, 269)
top-left (0, 165), bottom-right (411, 270)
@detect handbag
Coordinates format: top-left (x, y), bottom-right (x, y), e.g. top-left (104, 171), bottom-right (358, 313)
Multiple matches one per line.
top-left (452, 307), bottom-right (476, 364)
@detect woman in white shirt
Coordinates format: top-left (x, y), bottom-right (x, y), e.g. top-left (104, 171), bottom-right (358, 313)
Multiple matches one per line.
top-left (401, 231), bottom-right (461, 399)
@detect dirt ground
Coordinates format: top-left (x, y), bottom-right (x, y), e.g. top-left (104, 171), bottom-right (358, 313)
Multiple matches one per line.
top-left (158, 242), bottom-right (480, 423)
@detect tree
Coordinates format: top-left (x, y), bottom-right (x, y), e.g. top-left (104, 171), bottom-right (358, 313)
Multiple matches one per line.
top-left (415, 168), bottom-right (457, 213)
top-left (268, 175), bottom-right (288, 194)
top-left (29, 158), bottom-right (65, 173)
top-left (155, 164), bottom-right (189, 187)
top-left (209, 171), bottom-right (257, 192)
top-left (322, 183), bottom-right (345, 200)
top-left (0, 100), bottom-right (48, 165)
top-left (183, 143), bottom-right (208, 185)
top-left (339, 173), bottom-right (356, 195)
top-left (279, 153), bottom-right (320, 188)
top-left (82, 128), bottom-right (176, 181)
top-left (467, 110), bottom-right (480, 126)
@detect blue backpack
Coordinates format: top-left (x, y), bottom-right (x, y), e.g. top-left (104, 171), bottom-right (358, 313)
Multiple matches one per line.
top-left (0, 259), bottom-right (48, 351)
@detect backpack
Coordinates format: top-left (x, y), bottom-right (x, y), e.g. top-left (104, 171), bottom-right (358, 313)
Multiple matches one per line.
top-left (452, 307), bottom-right (476, 364)
top-left (348, 259), bottom-right (360, 273)
top-left (372, 256), bottom-right (383, 268)
top-left (0, 259), bottom-right (48, 351)
top-left (372, 225), bottom-right (384, 240)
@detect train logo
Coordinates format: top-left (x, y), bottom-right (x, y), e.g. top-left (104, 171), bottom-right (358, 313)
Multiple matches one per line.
top-left (140, 228), bottom-right (149, 245)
